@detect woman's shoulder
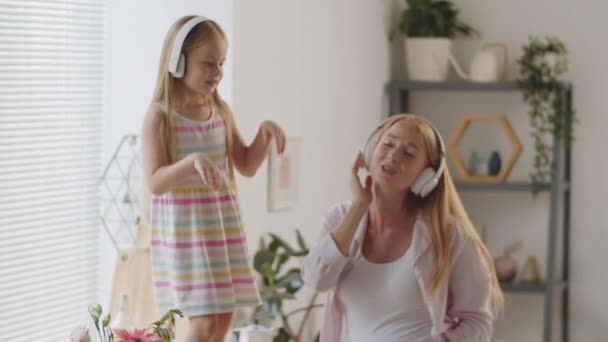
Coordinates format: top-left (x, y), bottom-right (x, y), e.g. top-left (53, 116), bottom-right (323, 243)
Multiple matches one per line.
top-left (320, 201), bottom-right (357, 228)
top-left (417, 216), bottom-right (472, 247)
top-left (445, 218), bottom-right (482, 257)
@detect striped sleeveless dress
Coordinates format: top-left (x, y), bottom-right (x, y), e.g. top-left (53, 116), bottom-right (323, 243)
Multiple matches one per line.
top-left (149, 107), bottom-right (261, 316)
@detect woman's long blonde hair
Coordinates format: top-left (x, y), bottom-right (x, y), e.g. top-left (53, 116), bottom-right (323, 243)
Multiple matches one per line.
top-left (151, 15), bottom-right (236, 180)
top-left (377, 114), bottom-right (503, 315)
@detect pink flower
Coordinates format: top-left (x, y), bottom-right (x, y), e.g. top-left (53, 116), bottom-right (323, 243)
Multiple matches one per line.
top-left (113, 328), bottom-right (161, 342)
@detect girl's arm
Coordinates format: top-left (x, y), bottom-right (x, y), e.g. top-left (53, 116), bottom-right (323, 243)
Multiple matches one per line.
top-left (142, 104), bottom-right (220, 195)
top-left (229, 117), bottom-right (285, 177)
top-left (441, 229), bottom-right (494, 342)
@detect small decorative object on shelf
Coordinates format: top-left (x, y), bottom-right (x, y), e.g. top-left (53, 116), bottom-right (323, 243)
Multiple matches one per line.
top-left (467, 150), bottom-right (482, 176)
top-left (450, 43), bottom-right (509, 82)
top-left (520, 256), bottom-right (542, 283)
top-left (448, 114), bottom-right (521, 183)
top-left (517, 36), bottom-right (575, 186)
top-left (494, 240), bottom-right (523, 283)
top-left (488, 150), bottom-right (503, 176)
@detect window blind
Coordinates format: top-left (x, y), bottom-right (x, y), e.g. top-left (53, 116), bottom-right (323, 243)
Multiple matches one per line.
top-left (0, 0), bottom-right (104, 340)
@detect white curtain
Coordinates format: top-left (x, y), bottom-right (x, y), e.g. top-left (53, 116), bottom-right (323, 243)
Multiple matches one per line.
top-left (0, 0), bottom-right (104, 340)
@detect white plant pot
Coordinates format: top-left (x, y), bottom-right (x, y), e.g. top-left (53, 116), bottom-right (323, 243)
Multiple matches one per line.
top-left (405, 37), bottom-right (453, 81)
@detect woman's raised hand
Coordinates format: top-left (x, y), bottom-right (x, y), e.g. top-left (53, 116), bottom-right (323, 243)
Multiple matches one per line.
top-left (351, 152), bottom-right (372, 207)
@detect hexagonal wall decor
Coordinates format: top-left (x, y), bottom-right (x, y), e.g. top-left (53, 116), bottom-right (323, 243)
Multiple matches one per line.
top-left (447, 115), bottom-right (522, 183)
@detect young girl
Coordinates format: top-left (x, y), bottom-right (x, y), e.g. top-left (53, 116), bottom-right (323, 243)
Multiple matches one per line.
top-left (142, 15), bottom-right (286, 342)
top-left (301, 114), bottom-right (503, 342)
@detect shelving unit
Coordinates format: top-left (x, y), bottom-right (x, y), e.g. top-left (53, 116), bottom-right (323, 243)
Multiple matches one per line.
top-left (388, 80), bottom-right (573, 342)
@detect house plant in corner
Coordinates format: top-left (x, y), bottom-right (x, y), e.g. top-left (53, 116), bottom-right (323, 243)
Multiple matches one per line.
top-left (249, 230), bottom-right (322, 342)
top-left (398, 0), bottom-right (478, 81)
top-left (516, 36), bottom-right (575, 187)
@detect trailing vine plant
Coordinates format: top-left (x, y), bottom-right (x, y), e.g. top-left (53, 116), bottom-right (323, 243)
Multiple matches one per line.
top-left (516, 36), bottom-right (575, 186)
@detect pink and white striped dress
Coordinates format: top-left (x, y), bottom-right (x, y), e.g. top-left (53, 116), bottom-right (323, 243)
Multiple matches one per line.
top-left (149, 107), bottom-right (261, 316)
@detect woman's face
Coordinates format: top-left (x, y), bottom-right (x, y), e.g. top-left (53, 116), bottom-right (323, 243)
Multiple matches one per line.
top-left (369, 119), bottom-right (430, 193)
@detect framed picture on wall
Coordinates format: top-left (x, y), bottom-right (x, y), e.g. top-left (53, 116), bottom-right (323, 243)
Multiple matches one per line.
top-left (267, 137), bottom-right (301, 211)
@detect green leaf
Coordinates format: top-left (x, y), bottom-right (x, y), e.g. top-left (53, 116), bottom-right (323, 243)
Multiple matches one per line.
top-left (269, 239), bottom-right (280, 253)
top-left (272, 253), bottom-right (290, 275)
top-left (276, 271), bottom-right (302, 288)
top-left (276, 272), bottom-right (304, 295)
top-left (295, 229), bottom-right (308, 252)
top-left (399, 0), bottom-right (476, 38)
top-left (277, 268), bottom-right (303, 294)
top-left (102, 313), bottom-right (111, 327)
top-left (268, 233), bottom-right (297, 255)
top-left (260, 264), bottom-right (275, 285)
top-left (254, 250), bottom-right (275, 273)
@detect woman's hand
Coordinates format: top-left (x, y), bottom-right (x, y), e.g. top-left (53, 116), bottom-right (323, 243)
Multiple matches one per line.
top-left (259, 120), bottom-right (286, 153)
top-left (193, 153), bottom-right (222, 190)
top-left (351, 152), bottom-right (372, 207)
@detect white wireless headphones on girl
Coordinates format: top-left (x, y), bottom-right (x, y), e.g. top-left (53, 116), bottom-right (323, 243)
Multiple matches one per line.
top-left (168, 16), bottom-right (210, 78)
top-left (360, 115), bottom-right (446, 197)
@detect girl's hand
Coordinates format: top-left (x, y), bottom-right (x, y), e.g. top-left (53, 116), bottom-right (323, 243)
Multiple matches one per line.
top-left (351, 152), bottom-right (372, 207)
top-left (259, 120), bottom-right (286, 153)
top-left (193, 153), bottom-right (222, 190)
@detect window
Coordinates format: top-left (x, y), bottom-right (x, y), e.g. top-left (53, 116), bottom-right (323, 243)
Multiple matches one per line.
top-left (0, 1), bottom-right (104, 340)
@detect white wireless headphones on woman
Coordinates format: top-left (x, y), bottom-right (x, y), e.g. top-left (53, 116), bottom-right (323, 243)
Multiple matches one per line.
top-left (360, 115), bottom-right (446, 198)
top-left (168, 16), bottom-right (210, 78)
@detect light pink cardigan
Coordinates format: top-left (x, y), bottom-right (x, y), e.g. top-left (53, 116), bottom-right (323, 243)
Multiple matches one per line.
top-left (301, 202), bottom-right (494, 342)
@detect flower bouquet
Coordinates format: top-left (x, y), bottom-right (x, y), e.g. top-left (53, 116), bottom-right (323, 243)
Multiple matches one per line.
top-left (70, 304), bottom-right (183, 342)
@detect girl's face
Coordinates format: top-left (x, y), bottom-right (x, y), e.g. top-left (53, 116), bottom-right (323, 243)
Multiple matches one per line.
top-left (369, 119), bottom-right (430, 193)
top-left (181, 36), bottom-right (228, 96)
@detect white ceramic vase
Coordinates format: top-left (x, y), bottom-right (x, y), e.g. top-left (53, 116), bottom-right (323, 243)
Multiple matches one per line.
top-left (405, 37), bottom-right (453, 81)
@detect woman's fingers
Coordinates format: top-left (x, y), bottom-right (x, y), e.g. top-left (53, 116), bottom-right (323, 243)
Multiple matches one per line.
top-left (364, 175), bottom-right (372, 190)
top-left (352, 152), bottom-right (363, 174)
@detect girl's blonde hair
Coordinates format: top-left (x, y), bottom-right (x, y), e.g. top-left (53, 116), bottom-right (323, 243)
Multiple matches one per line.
top-left (376, 114), bottom-right (504, 315)
top-left (151, 15), bottom-right (236, 180)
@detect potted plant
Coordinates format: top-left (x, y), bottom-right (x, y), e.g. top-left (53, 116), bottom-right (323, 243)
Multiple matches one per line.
top-left (516, 36), bottom-right (575, 187)
top-left (398, 0), bottom-right (478, 81)
top-left (250, 230), bottom-right (322, 342)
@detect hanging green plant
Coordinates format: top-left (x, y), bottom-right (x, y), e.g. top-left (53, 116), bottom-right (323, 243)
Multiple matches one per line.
top-left (516, 36), bottom-right (574, 186)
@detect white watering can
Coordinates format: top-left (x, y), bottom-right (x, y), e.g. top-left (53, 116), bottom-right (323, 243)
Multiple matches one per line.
top-left (233, 323), bottom-right (277, 342)
top-left (448, 43), bottom-right (509, 82)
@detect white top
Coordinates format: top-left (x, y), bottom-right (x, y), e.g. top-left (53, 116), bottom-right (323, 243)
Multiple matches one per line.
top-left (339, 245), bottom-right (434, 342)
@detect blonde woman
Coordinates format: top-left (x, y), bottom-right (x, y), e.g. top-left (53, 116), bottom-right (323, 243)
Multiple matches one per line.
top-left (301, 114), bottom-right (502, 342)
top-left (142, 15), bottom-right (286, 341)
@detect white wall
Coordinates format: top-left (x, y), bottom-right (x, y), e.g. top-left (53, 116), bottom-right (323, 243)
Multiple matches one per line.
top-left (234, 0), bottom-right (608, 341)
top-left (100, 0), bottom-right (233, 308)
